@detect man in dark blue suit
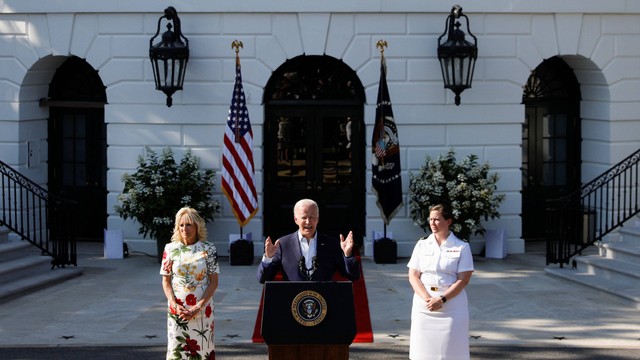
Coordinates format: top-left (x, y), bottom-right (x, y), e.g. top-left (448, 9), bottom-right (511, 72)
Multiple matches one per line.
top-left (257, 198), bottom-right (360, 282)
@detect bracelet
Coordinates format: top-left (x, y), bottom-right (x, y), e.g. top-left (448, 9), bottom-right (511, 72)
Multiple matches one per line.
top-left (440, 295), bottom-right (447, 303)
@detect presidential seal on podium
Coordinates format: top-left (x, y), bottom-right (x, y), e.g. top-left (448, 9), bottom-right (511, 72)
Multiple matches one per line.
top-left (291, 290), bottom-right (328, 327)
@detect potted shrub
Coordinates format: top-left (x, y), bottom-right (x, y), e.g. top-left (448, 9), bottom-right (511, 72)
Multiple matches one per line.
top-left (115, 146), bottom-right (221, 260)
top-left (408, 148), bottom-right (505, 241)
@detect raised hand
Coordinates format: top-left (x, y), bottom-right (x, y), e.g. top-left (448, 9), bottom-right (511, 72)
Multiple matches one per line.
top-left (340, 231), bottom-right (354, 257)
top-left (264, 236), bottom-right (280, 258)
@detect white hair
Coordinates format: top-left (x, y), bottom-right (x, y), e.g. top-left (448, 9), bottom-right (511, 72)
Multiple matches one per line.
top-left (293, 198), bottom-right (319, 215)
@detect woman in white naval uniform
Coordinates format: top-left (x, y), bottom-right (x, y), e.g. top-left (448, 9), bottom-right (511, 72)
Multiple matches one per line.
top-left (407, 203), bottom-right (474, 360)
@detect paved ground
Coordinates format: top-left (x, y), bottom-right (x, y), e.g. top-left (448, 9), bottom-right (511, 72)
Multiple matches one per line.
top-left (0, 344), bottom-right (638, 360)
top-left (0, 241), bottom-right (638, 359)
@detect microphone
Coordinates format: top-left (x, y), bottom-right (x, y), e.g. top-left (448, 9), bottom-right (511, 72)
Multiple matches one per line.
top-left (298, 256), bottom-right (306, 276)
top-left (299, 256), bottom-right (316, 281)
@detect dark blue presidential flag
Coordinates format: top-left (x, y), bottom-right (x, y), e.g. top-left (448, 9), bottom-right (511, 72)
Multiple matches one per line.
top-left (371, 58), bottom-right (403, 225)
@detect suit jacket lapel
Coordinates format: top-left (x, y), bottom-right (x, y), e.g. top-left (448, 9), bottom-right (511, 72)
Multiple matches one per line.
top-left (315, 234), bottom-right (326, 262)
top-left (290, 232), bottom-right (302, 260)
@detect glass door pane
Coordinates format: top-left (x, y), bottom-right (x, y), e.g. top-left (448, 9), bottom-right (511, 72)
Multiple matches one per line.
top-left (265, 107), bottom-right (364, 242)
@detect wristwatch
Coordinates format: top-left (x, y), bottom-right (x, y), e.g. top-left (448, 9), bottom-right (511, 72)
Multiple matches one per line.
top-left (440, 295), bottom-right (447, 303)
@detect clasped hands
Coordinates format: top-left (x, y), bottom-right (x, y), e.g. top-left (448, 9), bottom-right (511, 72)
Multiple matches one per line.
top-left (263, 231), bottom-right (355, 258)
top-left (172, 303), bottom-right (201, 321)
top-left (425, 296), bottom-right (444, 312)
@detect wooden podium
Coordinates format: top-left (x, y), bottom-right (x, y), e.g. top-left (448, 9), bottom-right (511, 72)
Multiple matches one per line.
top-left (261, 281), bottom-right (356, 360)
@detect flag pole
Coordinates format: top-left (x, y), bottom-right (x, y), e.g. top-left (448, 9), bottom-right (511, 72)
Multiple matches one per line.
top-left (223, 39), bottom-right (258, 264)
top-left (376, 39), bottom-right (387, 67)
top-left (372, 39), bottom-right (401, 263)
top-left (377, 40), bottom-right (388, 239)
top-left (232, 39), bottom-right (244, 239)
top-left (232, 39), bottom-right (242, 65)
top-left (376, 40), bottom-right (387, 168)
top-left (232, 40), bottom-right (243, 144)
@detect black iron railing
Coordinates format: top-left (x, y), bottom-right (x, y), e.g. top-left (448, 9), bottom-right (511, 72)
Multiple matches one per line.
top-left (0, 160), bottom-right (76, 267)
top-left (546, 148), bottom-right (640, 266)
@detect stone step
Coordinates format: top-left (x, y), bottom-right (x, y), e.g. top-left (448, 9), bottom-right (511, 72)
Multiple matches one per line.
top-left (545, 255), bottom-right (640, 308)
top-left (546, 216), bottom-right (640, 309)
top-left (0, 266), bottom-right (83, 302)
top-left (576, 255), bottom-right (640, 284)
top-left (601, 241), bottom-right (640, 263)
top-left (619, 225), bottom-right (640, 242)
top-left (0, 233), bottom-right (84, 301)
top-left (0, 240), bottom-right (32, 262)
top-left (0, 226), bottom-right (9, 243)
top-left (0, 255), bottom-right (52, 284)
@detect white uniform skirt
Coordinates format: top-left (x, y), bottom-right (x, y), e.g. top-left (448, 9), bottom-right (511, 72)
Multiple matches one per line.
top-left (409, 287), bottom-right (470, 360)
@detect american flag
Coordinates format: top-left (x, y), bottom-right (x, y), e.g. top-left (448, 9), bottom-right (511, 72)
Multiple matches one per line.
top-left (221, 61), bottom-right (258, 226)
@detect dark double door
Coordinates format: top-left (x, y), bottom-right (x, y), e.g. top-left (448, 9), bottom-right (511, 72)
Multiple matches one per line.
top-left (48, 107), bottom-right (107, 241)
top-left (263, 105), bottom-right (365, 243)
top-left (521, 57), bottom-right (581, 242)
top-left (46, 56), bottom-right (108, 242)
top-left (522, 105), bottom-right (580, 241)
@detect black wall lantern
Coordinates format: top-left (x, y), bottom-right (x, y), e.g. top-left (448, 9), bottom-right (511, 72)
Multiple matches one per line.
top-left (437, 5), bottom-right (478, 106)
top-left (149, 6), bottom-right (189, 107)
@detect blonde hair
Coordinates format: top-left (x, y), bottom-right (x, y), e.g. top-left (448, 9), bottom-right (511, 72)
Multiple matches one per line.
top-left (171, 207), bottom-right (207, 243)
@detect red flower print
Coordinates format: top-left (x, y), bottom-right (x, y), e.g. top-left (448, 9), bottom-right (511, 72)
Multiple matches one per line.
top-left (175, 298), bottom-right (184, 306)
top-left (185, 294), bottom-right (197, 306)
top-left (205, 304), bottom-right (212, 318)
top-left (183, 337), bottom-right (200, 356)
top-left (205, 350), bottom-right (215, 360)
top-left (161, 259), bottom-right (172, 274)
top-left (170, 298), bottom-right (184, 314)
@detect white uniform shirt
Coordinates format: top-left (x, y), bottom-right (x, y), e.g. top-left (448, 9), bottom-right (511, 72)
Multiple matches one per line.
top-left (407, 232), bottom-right (474, 289)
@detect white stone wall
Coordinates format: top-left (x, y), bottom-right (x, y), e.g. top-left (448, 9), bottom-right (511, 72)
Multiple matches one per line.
top-left (0, 1), bottom-right (639, 257)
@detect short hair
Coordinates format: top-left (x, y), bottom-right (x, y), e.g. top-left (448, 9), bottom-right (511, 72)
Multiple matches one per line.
top-left (293, 198), bottom-right (319, 216)
top-left (171, 207), bottom-right (207, 243)
top-left (429, 203), bottom-right (453, 221)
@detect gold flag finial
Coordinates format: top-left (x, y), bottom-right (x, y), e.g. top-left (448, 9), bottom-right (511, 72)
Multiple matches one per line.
top-left (376, 39), bottom-right (388, 72)
top-left (232, 40), bottom-right (243, 65)
top-left (376, 39), bottom-right (387, 59)
top-left (231, 40), bottom-right (243, 53)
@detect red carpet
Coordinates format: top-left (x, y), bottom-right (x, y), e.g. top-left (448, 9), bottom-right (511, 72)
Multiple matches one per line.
top-left (251, 253), bottom-right (373, 343)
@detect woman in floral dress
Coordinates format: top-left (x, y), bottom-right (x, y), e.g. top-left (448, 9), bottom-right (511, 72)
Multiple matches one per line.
top-left (161, 207), bottom-right (219, 360)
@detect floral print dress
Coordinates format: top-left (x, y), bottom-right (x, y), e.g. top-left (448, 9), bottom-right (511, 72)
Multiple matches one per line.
top-left (160, 241), bottom-right (219, 360)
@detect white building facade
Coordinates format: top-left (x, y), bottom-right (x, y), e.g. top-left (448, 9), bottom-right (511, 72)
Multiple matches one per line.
top-left (1, 0), bottom-right (639, 257)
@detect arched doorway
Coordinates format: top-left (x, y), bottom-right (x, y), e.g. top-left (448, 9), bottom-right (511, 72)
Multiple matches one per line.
top-left (521, 57), bottom-right (582, 241)
top-left (46, 56), bottom-right (108, 241)
top-left (263, 55), bottom-right (366, 244)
